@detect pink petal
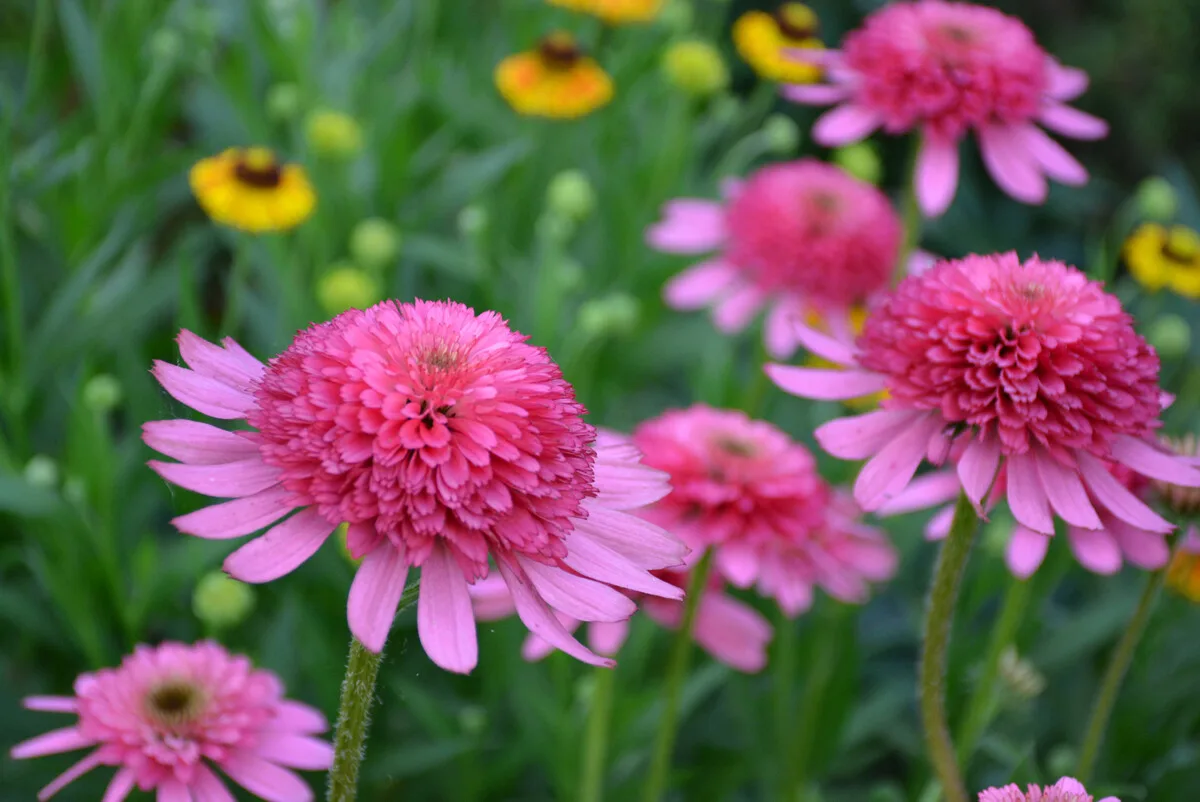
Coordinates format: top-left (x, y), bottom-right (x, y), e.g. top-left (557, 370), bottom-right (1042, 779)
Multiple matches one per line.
top-left (1038, 103), bottom-right (1108, 140)
top-left (812, 104), bottom-right (881, 147)
top-left (264, 701), bottom-right (329, 735)
top-left (854, 414), bottom-right (944, 509)
top-left (1067, 527), bottom-right (1122, 575)
top-left (142, 420), bottom-right (259, 465)
top-left (1034, 451), bottom-right (1101, 529)
top-left (221, 753), bottom-right (314, 802)
top-left (177, 330), bottom-right (264, 389)
top-left (467, 575), bottom-right (517, 621)
top-left (692, 593), bottom-right (772, 673)
top-left (781, 83), bottom-right (850, 106)
top-left (763, 299), bottom-right (803, 360)
top-left (11, 726), bottom-right (93, 759)
top-left (592, 463), bottom-right (671, 510)
top-left (173, 486), bottom-right (298, 539)
top-left (348, 545), bottom-right (410, 653)
top-left (815, 409), bottom-right (924, 460)
top-left (716, 542), bottom-right (760, 587)
top-left (36, 751), bottom-right (101, 801)
top-left (149, 458), bottom-right (280, 499)
top-left (1045, 60), bottom-right (1089, 100)
top-left (1078, 452), bottom-right (1174, 534)
top-left (925, 504), bottom-right (955, 540)
top-left (192, 765), bottom-right (236, 802)
top-left (784, 315), bottom-right (859, 367)
top-left (519, 556), bottom-right (636, 622)
top-left (1005, 525), bottom-right (1050, 579)
top-left (1018, 125), bottom-right (1088, 185)
top-left (496, 557), bottom-right (614, 668)
top-left (1106, 518), bottom-right (1169, 570)
top-left (571, 505), bottom-right (689, 571)
top-left (1006, 452), bottom-right (1054, 535)
top-left (905, 249), bottom-right (939, 277)
top-left (223, 509), bottom-right (336, 583)
top-left (662, 260), bottom-right (738, 309)
top-left (101, 769), bottom-right (136, 802)
top-left (157, 779), bottom-right (190, 802)
top-left (562, 530), bottom-right (685, 599)
top-left (521, 632), bottom-right (557, 662)
top-left (151, 362), bottom-right (256, 420)
top-left (914, 134), bottom-right (960, 217)
top-left (875, 471), bottom-right (961, 516)
top-left (1111, 435), bottom-right (1200, 487)
top-left (255, 734), bottom-right (335, 770)
top-left (417, 545), bottom-right (478, 674)
top-left (646, 200), bottom-right (726, 254)
top-left (588, 620), bottom-right (630, 657)
top-left (977, 124), bottom-right (1047, 204)
top-left (711, 284), bottom-right (764, 332)
top-left (219, 336), bottom-right (267, 377)
top-left (763, 365), bottom-right (887, 401)
top-left (957, 435), bottom-right (1001, 512)
top-left (23, 696), bottom-right (78, 713)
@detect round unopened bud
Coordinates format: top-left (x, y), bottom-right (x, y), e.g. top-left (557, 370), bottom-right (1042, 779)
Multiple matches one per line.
top-left (24, 455), bottom-right (59, 489)
top-left (658, 0), bottom-right (694, 32)
top-left (998, 646), bottom-right (1046, 700)
top-left (661, 39), bottom-right (729, 98)
top-left (193, 571), bottom-right (255, 631)
top-left (349, 217), bottom-right (401, 268)
top-left (834, 142), bottom-right (883, 185)
top-left (762, 113), bottom-right (800, 154)
top-left (578, 293), bottom-right (639, 340)
top-left (458, 705), bottom-right (488, 736)
top-left (1154, 434), bottom-right (1200, 516)
top-left (1135, 176), bottom-right (1178, 222)
top-left (305, 109), bottom-right (363, 159)
top-left (457, 205), bottom-right (488, 238)
top-left (1145, 314), bottom-right (1191, 360)
top-left (536, 211), bottom-right (576, 244)
top-left (267, 82), bottom-right (303, 122)
top-left (317, 263), bottom-right (381, 316)
top-left (148, 28), bottom-right (183, 65)
top-left (83, 374), bottom-right (122, 412)
top-left (547, 170), bottom-right (596, 222)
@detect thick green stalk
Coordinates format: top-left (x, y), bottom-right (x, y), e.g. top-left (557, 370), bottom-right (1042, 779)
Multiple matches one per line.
top-left (642, 548), bottom-right (715, 802)
top-left (579, 662), bottom-right (618, 802)
top-left (918, 492), bottom-right (977, 802)
top-left (327, 638), bottom-right (384, 802)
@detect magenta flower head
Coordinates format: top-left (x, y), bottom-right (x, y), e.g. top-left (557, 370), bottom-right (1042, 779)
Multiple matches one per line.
top-left (785, 1), bottom-right (1107, 216)
top-left (767, 253), bottom-right (1200, 540)
top-left (979, 776), bottom-right (1118, 802)
top-left (631, 404), bottom-right (897, 615)
top-left (646, 158), bottom-right (902, 359)
top-left (10, 641), bottom-right (331, 802)
top-left (143, 300), bottom-right (687, 674)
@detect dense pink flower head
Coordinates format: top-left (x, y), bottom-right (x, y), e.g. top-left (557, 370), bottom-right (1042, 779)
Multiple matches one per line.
top-left (10, 641), bottom-right (331, 802)
top-left (647, 159), bottom-right (902, 359)
top-left (784, 1), bottom-right (1108, 216)
top-left (767, 253), bottom-right (1200, 540)
top-left (979, 776), bottom-right (1118, 802)
top-left (143, 301), bottom-right (687, 674)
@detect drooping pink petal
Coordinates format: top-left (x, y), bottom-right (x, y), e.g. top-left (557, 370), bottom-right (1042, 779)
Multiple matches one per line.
top-left (716, 541), bottom-right (761, 587)
top-left (468, 574), bottom-right (519, 621)
top-left (957, 435), bottom-right (1001, 510)
top-left (416, 544), bottom-right (478, 674)
top-left (172, 486), bottom-right (297, 539)
top-left (263, 701), bottom-right (329, 735)
top-left (646, 200), bottom-right (727, 254)
top-left (977, 124), bottom-right (1048, 204)
top-left (36, 751), bottom-right (101, 801)
top-left (148, 458), bottom-right (280, 499)
top-left (591, 463), bottom-right (671, 510)
top-left (853, 414), bottom-right (944, 509)
top-left (1034, 450), bottom-right (1101, 529)
top-left (348, 544), bottom-right (410, 653)
top-left (781, 83), bottom-right (851, 106)
top-left (711, 284), bottom-right (765, 332)
top-left (1018, 124), bottom-right (1088, 185)
top-left (1110, 435), bottom-right (1200, 486)
top-left (255, 734), bottom-right (335, 770)
top-left (781, 318), bottom-right (860, 367)
top-left (1105, 517), bottom-right (1169, 570)
top-left (571, 505), bottom-right (688, 571)
top-left (1045, 60), bottom-right (1089, 101)
top-left (157, 779), bottom-right (190, 802)
top-left (763, 365), bottom-right (887, 400)
top-left (561, 532), bottom-right (685, 599)
top-left (1038, 102), bottom-right (1108, 140)
top-left (812, 104), bottom-right (882, 146)
top-left (875, 471), bottom-right (961, 516)
top-left (151, 362), bottom-right (256, 420)
top-left (924, 504), bottom-right (955, 540)
top-left (1066, 527), bottom-right (1122, 575)
top-left (221, 753), bottom-right (314, 802)
top-left (142, 420), bottom-right (260, 465)
top-left (191, 765), bottom-right (236, 802)
top-left (662, 260), bottom-right (739, 309)
top-left (814, 410), bottom-right (924, 460)
top-left (914, 134), bottom-right (960, 217)
top-left (11, 726), bottom-right (93, 759)
top-left (1006, 525), bottom-right (1050, 579)
top-left (1006, 452), bottom-right (1054, 535)
top-left (1078, 452), bottom-right (1174, 534)
top-left (587, 620), bottom-right (630, 657)
top-left (101, 769), bottom-right (136, 802)
top-left (496, 557), bottom-right (613, 668)
top-left (692, 593), bottom-right (772, 673)
top-left (223, 509), bottom-right (336, 583)
top-left (519, 556), bottom-right (636, 622)
top-left (23, 697), bottom-right (78, 713)
top-left (763, 299), bottom-right (803, 360)
top-left (177, 330), bottom-right (264, 389)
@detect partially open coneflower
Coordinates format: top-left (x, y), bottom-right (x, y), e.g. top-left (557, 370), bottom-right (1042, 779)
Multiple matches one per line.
top-left (768, 253), bottom-right (1200, 539)
top-left (784, 0), bottom-right (1107, 217)
top-left (495, 32), bottom-right (613, 119)
top-left (978, 777), bottom-right (1118, 802)
top-left (10, 641), bottom-right (331, 802)
top-left (733, 3), bottom-right (824, 84)
top-left (1124, 223), bottom-right (1200, 300)
top-left (647, 159), bottom-right (902, 359)
top-left (189, 147), bottom-right (315, 233)
top-left (143, 301), bottom-right (686, 674)
top-left (548, 0), bottom-right (663, 25)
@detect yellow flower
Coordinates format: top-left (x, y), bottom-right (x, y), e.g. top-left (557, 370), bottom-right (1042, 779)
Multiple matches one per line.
top-left (189, 147), bottom-right (315, 233)
top-left (495, 32), bottom-right (613, 119)
top-left (1124, 222), bottom-right (1200, 299)
top-left (1167, 542), bottom-right (1200, 603)
top-left (662, 39), bottom-right (729, 98)
top-left (548, 0), bottom-right (663, 25)
top-left (804, 306), bottom-right (884, 410)
top-left (733, 3), bottom-right (824, 84)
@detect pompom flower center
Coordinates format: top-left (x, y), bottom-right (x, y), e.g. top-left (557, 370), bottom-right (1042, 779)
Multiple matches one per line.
top-left (144, 679), bottom-right (206, 729)
top-left (232, 147), bottom-right (284, 189)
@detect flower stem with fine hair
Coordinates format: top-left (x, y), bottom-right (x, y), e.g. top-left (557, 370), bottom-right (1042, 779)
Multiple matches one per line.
top-left (919, 491), bottom-right (977, 802)
top-left (642, 548), bottom-right (715, 802)
top-left (328, 638), bottom-right (383, 802)
top-left (579, 662), bottom-right (618, 802)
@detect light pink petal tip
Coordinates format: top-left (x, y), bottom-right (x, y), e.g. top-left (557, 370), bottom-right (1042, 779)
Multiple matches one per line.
top-left (914, 135), bottom-right (960, 217)
top-left (497, 558), bottom-right (614, 669)
top-left (978, 125), bottom-right (1047, 205)
top-left (11, 726), bottom-right (92, 759)
top-left (1039, 103), bottom-right (1108, 140)
top-left (765, 364), bottom-right (887, 401)
top-left (417, 545), bottom-right (478, 674)
top-left (646, 200), bottom-right (726, 254)
top-left (255, 734), bottom-right (335, 770)
top-left (781, 83), bottom-right (850, 106)
top-left (348, 545), bottom-right (410, 653)
top-left (223, 509), bottom-right (336, 583)
top-left (151, 361), bottom-right (256, 420)
top-left (815, 409), bottom-right (923, 461)
top-left (662, 259), bottom-right (738, 310)
top-left (812, 104), bottom-right (882, 147)
top-left (142, 419), bottom-right (259, 465)
top-left (692, 594), bottom-right (772, 673)
top-left (221, 753), bottom-right (315, 802)
top-left (853, 414), bottom-right (944, 509)
top-left (1006, 525), bottom-right (1049, 579)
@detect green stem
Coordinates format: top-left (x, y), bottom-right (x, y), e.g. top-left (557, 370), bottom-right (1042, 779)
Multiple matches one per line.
top-left (327, 638), bottom-right (384, 802)
top-left (895, 136), bottom-right (924, 283)
top-left (219, 240), bottom-right (253, 337)
top-left (772, 608), bottom-right (798, 779)
top-left (786, 602), bottom-right (847, 801)
top-left (642, 548), bottom-right (715, 802)
top-left (919, 492), bottom-right (977, 802)
top-left (1076, 554), bottom-right (1172, 783)
top-left (579, 663), bottom-right (618, 802)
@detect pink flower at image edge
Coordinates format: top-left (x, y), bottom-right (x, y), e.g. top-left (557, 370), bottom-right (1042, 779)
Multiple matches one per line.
top-left (978, 775), bottom-right (1118, 802)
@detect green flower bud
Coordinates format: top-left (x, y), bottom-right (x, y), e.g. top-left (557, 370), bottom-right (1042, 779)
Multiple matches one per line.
top-left (1135, 176), bottom-right (1178, 222)
top-left (762, 113), bottom-right (800, 155)
top-left (317, 263), bottom-right (382, 316)
top-left (24, 455), bottom-right (59, 489)
top-left (661, 39), bottom-right (729, 98)
top-left (148, 28), bottom-right (183, 66)
top-left (578, 293), bottom-right (640, 340)
top-left (536, 211), bottom-right (576, 244)
top-left (546, 170), bottom-right (596, 222)
top-left (192, 571), bottom-right (255, 631)
top-left (658, 0), bottom-right (694, 32)
top-left (834, 142), bottom-right (883, 185)
top-left (305, 108), bottom-right (363, 159)
top-left (457, 205), bottom-right (489, 238)
top-left (710, 93), bottom-right (742, 126)
top-left (83, 374), bottom-right (122, 412)
top-left (349, 218), bottom-right (401, 269)
top-left (1146, 313), bottom-right (1191, 359)
top-left (267, 82), bottom-right (303, 122)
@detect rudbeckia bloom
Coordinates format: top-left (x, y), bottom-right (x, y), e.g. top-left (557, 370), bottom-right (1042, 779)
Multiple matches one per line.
top-left (495, 32), bottom-right (613, 119)
top-left (767, 253), bottom-right (1200, 540)
top-left (1123, 222), bottom-right (1200, 299)
top-left (189, 147), bottom-right (316, 233)
top-left (978, 777), bottom-right (1118, 802)
top-left (647, 159), bottom-right (902, 359)
top-left (10, 641), bottom-right (331, 802)
top-left (548, 0), bottom-right (663, 25)
top-left (632, 405), bottom-right (897, 614)
top-left (143, 301), bottom-right (686, 674)
top-left (784, 0), bottom-right (1107, 217)
top-left (733, 3), bottom-right (824, 84)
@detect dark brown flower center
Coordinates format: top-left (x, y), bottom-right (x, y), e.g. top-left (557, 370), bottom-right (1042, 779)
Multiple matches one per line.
top-left (538, 32), bottom-right (583, 70)
top-left (713, 435), bottom-right (756, 458)
top-left (775, 3), bottom-right (818, 40)
top-left (1160, 230), bottom-right (1200, 268)
top-left (234, 148), bottom-right (284, 188)
top-left (145, 679), bottom-right (205, 728)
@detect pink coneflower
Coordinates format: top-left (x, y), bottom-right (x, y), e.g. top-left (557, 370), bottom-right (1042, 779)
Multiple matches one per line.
top-left (10, 641), bottom-right (331, 802)
top-left (978, 776), bottom-right (1118, 802)
top-left (143, 301), bottom-right (687, 674)
top-left (631, 404), bottom-right (897, 613)
top-left (767, 253), bottom-right (1200, 539)
top-left (784, 1), bottom-right (1107, 216)
top-left (647, 159), bottom-right (902, 359)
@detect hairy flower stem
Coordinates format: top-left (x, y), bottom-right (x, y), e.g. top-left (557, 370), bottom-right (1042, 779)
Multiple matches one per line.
top-left (579, 663), bottom-right (618, 802)
top-left (1076, 554), bottom-right (1172, 783)
top-left (328, 638), bottom-right (383, 802)
top-left (919, 492), bottom-right (977, 802)
top-left (642, 548), bottom-right (714, 802)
